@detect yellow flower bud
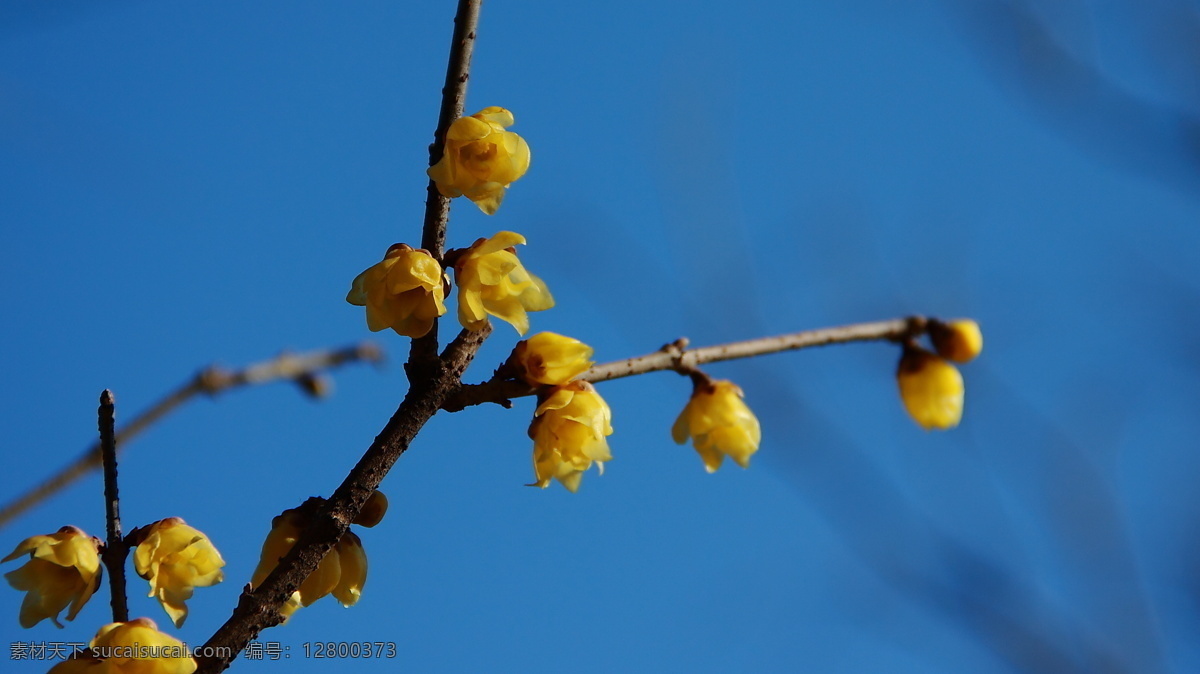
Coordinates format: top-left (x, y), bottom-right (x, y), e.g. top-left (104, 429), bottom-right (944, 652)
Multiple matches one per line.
top-left (130, 518), bottom-right (225, 628)
top-left (331, 532), bottom-right (367, 608)
top-left (427, 106), bottom-right (531, 215)
top-left (454, 231), bottom-right (554, 335)
top-left (49, 617), bottom-right (197, 674)
top-left (509, 332), bottom-right (594, 386)
top-left (250, 506), bottom-right (371, 621)
top-left (671, 379), bottom-right (761, 472)
top-left (528, 381), bottom-right (614, 492)
top-left (347, 244), bottom-right (448, 338)
top-left (2, 526), bottom-right (102, 628)
top-left (353, 491), bottom-right (388, 528)
top-left (897, 346), bottom-right (964, 430)
top-left (929, 319), bottom-right (983, 363)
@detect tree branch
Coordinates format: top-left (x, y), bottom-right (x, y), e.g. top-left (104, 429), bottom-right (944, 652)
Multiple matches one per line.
top-left (0, 343), bottom-right (383, 529)
top-left (442, 316), bottom-right (928, 411)
top-left (196, 327), bottom-right (489, 673)
top-left (98, 390), bottom-right (129, 623)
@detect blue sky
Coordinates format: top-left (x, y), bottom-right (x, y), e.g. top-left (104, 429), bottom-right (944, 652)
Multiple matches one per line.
top-left (3, 1), bottom-right (1200, 672)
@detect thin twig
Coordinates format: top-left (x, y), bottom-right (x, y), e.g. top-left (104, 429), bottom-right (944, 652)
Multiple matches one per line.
top-left (442, 316), bottom-right (928, 411)
top-left (98, 390), bottom-right (129, 623)
top-left (409, 0), bottom-right (483, 375)
top-left (0, 343), bottom-right (384, 529)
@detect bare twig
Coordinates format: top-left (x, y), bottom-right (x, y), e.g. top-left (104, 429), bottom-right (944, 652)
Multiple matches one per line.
top-left (0, 343), bottom-right (383, 529)
top-left (442, 316), bottom-right (927, 411)
top-left (98, 390), bottom-right (129, 623)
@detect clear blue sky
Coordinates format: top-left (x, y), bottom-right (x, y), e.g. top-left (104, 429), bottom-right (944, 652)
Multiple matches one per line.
top-left (3, 1), bottom-right (1199, 672)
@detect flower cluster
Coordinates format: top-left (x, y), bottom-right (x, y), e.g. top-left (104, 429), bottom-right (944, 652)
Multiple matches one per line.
top-left (896, 319), bottom-right (983, 430)
top-left (249, 491), bottom-right (385, 621)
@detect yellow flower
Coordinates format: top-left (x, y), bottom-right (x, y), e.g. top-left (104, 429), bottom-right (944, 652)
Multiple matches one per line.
top-left (347, 244), bottom-right (448, 338)
top-left (427, 106), bottom-right (531, 215)
top-left (671, 379), bottom-right (761, 472)
top-left (897, 346), bottom-right (964, 430)
top-left (508, 332), bottom-right (594, 386)
top-left (529, 381), bottom-right (613, 492)
top-left (130, 518), bottom-right (225, 628)
top-left (453, 231), bottom-right (554, 335)
top-left (250, 505), bottom-right (371, 620)
top-left (929, 319), bottom-right (983, 363)
top-left (49, 617), bottom-right (196, 674)
top-left (3, 526), bottom-right (102, 628)
top-left (331, 532), bottom-right (367, 608)
top-left (352, 490), bottom-right (388, 528)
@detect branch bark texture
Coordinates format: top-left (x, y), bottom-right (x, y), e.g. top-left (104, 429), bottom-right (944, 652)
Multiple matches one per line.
top-left (98, 390), bottom-right (129, 623)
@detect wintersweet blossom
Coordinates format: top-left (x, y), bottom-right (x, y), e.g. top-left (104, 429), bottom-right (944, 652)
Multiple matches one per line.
top-left (131, 518), bottom-right (225, 628)
top-left (897, 346), bottom-right (965, 430)
top-left (331, 532), bottom-right (367, 608)
top-left (250, 503), bottom-right (374, 620)
top-left (427, 106), bottom-right (531, 215)
top-left (48, 617), bottom-right (196, 674)
top-left (453, 231), bottom-right (553, 335)
top-left (2, 526), bottom-right (102, 628)
top-left (929, 319), bottom-right (983, 363)
top-left (671, 379), bottom-right (761, 472)
top-left (347, 244), bottom-right (448, 338)
top-left (529, 381), bottom-right (613, 492)
top-left (508, 332), bottom-right (594, 386)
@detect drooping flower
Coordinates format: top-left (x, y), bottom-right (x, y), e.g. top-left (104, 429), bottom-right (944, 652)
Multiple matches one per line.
top-left (427, 106), bottom-right (531, 215)
top-left (130, 518), bottom-right (225, 628)
top-left (897, 346), bottom-right (964, 430)
top-left (529, 381), bottom-right (613, 492)
top-left (331, 532), bottom-right (367, 608)
top-left (928, 319), bottom-right (983, 363)
top-left (453, 231), bottom-right (554, 335)
top-left (3, 526), bottom-right (102, 628)
top-left (250, 501), bottom-right (374, 620)
top-left (507, 332), bottom-right (594, 386)
top-left (347, 244), bottom-right (448, 338)
top-left (672, 379), bottom-right (761, 473)
top-left (48, 617), bottom-right (196, 674)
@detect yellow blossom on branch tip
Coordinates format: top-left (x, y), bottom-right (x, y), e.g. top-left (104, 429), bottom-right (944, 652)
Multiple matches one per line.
top-left (929, 319), bottom-right (983, 363)
top-left (427, 106), bottom-right (530, 215)
top-left (48, 617), bottom-right (197, 674)
top-left (131, 517), bottom-right (225, 628)
top-left (897, 346), bottom-right (964, 430)
top-left (672, 379), bottom-right (761, 472)
top-left (2, 526), bottom-right (102, 628)
top-left (454, 231), bottom-right (554, 335)
top-left (347, 244), bottom-right (448, 338)
top-left (529, 381), bottom-right (613, 492)
top-left (509, 332), bottom-right (594, 386)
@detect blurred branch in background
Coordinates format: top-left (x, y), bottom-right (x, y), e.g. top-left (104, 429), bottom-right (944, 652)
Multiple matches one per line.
top-left (0, 342), bottom-right (384, 529)
top-left (939, 0), bottom-right (1200, 195)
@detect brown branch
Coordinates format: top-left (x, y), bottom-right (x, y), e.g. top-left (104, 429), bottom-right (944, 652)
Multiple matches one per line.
top-left (0, 342), bottom-right (384, 529)
top-left (196, 327), bottom-right (490, 673)
top-left (410, 0), bottom-right (483, 374)
top-left (98, 390), bottom-right (129, 623)
top-left (442, 316), bottom-right (928, 411)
